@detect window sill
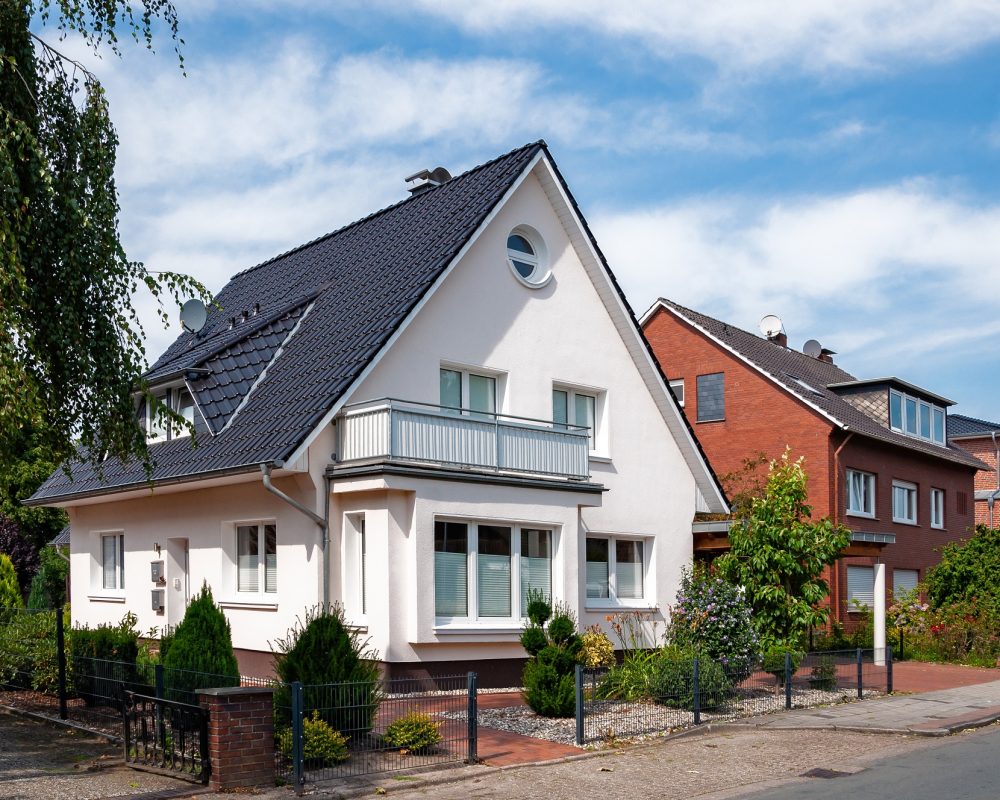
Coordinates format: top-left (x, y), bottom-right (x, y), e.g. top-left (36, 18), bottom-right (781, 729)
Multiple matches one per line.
top-left (585, 600), bottom-right (657, 612)
top-left (219, 600), bottom-right (278, 611)
top-left (930, 525), bottom-right (946, 531)
top-left (589, 454), bottom-right (613, 464)
top-left (88, 594), bottom-right (126, 603)
top-left (846, 511), bottom-right (876, 520)
top-left (433, 623), bottom-right (525, 635)
top-left (892, 519), bottom-right (919, 527)
top-left (696, 418), bottom-right (725, 424)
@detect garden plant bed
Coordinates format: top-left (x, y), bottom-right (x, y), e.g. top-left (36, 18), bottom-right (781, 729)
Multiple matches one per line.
top-left (438, 685), bottom-right (882, 747)
top-left (0, 689), bottom-right (125, 740)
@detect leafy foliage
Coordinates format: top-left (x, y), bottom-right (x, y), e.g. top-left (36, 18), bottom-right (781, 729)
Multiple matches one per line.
top-left (382, 712), bottom-right (442, 752)
top-left (596, 649), bottom-right (660, 701)
top-left (0, 1), bottom-right (209, 469)
top-left (519, 594), bottom-right (583, 717)
top-left (0, 553), bottom-right (23, 610)
top-left (272, 604), bottom-right (380, 736)
top-left (580, 624), bottom-right (616, 669)
top-left (0, 607), bottom-right (67, 692)
top-left (649, 646), bottom-right (731, 710)
top-left (809, 656), bottom-right (837, 690)
top-left (70, 611), bottom-right (141, 705)
top-left (26, 545), bottom-right (67, 608)
top-left (0, 521), bottom-right (35, 600)
top-left (667, 565), bottom-right (759, 681)
top-left (0, 420), bottom-right (66, 552)
top-left (888, 591), bottom-right (1000, 667)
top-left (761, 646), bottom-right (802, 685)
top-left (926, 525), bottom-right (1000, 617)
top-left (277, 711), bottom-right (350, 765)
top-left (161, 584), bottom-right (239, 699)
top-left (716, 450), bottom-right (850, 649)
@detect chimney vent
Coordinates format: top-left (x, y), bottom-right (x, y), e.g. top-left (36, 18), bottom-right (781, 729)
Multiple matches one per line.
top-left (819, 347), bottom-right (836, 364)
top-left (405, 166), bottom-right (453, 195)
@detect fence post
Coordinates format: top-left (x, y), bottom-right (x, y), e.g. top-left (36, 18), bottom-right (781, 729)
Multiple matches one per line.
top-left (155, 664), bottom-right (165, 753)
top-left (886, 645), bottom-right (893, 695)
top-left (899, 628), bottom-right (905, 661)
top-left (856, 648), bottom-right (863, 699)
top-left (291, 681), bottom-right (305, 794)
top-left (784, 653), bottom-right (792, 710)
top-left (692, 658), bottom-right (701, 725)
top-left (575, 664), bottom-right (584, 745)
top-left (467, 672), bottom-right (478, 764)
top-left (55, 609), bottom-right (67, 720)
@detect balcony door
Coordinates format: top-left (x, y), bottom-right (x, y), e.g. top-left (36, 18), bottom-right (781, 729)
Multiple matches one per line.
top-left (440, 368), bottom-right (496, 417)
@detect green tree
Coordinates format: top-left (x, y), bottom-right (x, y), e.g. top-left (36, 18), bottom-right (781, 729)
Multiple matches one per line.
top-left (0, 1), bottom-right (208, 471)
top-left (0, 419), bottom-right (66, 552)
top-left (717, 450), bottom-right (850, 649)
top-left (926, 525), bottom-right (1000, 616)
top-left (161, 583), bottom-right (239, 698)
top-left (0, 553), bottom-right (24, 609)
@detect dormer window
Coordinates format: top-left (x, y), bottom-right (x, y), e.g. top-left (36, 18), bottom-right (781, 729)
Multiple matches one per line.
top-left (889, 389), bottom-right (946, 445)
top-left (146, 387), bottom-right (197, 442)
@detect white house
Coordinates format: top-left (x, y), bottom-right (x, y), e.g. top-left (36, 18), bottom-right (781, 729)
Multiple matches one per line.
top-left (29, 142), bottom-right (727, 684)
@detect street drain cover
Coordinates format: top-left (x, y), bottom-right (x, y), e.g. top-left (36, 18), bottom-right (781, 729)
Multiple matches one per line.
top-left (801, 768), bottom-right (852, 779)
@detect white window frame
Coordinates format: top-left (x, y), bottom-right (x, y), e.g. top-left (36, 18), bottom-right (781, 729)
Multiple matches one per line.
top-left (584, 534), bottom-right (653, 609)
top-left (433, 516), bottom-right (557, 628)
top-left (146, 385), bottom-right (198, 442)
top-left (439, 364), bottom-right (503, 417)
top-left (552, 382), bottom-right (607, 456)
top-left (668, 378), bottom-right (685, 407)
top-left (146, 391), bottom-right (170, 443)
top-left (100, 532), bottom-right (125, 592)
top-left (343, 513), bottom-right (368, 623)
top-left (888, 389), bottom-right (946, 446)
top-left (505, 225), bottom-right (552, 288)
top-left (847, 565), bottom-right (875, 610)
top-left (235, 521), bottom-right (277, 597)
top-left (892, 480), bottom-right (918, 525)
top-left (846, 469), bottom-right (876, 518)
top-left (930, 488), bottom-right (945, 529)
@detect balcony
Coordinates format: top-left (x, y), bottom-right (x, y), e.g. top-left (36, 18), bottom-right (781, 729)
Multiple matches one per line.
top-left (333, 398), bottom-right (591, 481)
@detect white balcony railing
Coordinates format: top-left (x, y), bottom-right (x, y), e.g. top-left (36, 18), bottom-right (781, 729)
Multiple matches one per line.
top-left (334, 399), bottom-right (591, 481)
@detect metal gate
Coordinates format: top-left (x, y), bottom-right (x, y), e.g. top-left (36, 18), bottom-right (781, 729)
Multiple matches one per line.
top-left (123, 691), bottom-right (210, 783)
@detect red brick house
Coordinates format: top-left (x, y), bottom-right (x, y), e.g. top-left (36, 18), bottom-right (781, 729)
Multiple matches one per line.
top-left (948, 414), bottom-right (1000, 527)
top-left (641, 298), bottom-right (985, 625)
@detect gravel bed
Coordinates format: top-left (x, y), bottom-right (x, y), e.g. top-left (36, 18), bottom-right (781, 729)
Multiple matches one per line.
top-left (439, 686), bottom-right (883, 747)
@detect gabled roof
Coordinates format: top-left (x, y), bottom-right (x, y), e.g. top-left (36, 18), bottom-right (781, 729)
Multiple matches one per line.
top-left (949, 413), bottom-right (1000, 440)
top-left (644, 298), bottom-right (986, 470)
top-left (29, 142), bottom-right (547, 503)
top-left (29, 143), bottom-right (727, 511)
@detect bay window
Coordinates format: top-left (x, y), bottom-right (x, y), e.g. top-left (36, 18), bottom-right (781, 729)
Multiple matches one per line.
top-left (237, 523), bottom-right (277, 594)
top-left (586, 535), bottom-right (647, 603)
top-left (434, 519), bottom-right (553, 622)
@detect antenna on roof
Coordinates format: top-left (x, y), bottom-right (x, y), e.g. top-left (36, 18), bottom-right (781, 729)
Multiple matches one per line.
top-left (803, 339), bottom-right (823, 358)
top-left (179, 298), bottom-right (208, 334)
top-left (758, 314), bottom-right (784, 339)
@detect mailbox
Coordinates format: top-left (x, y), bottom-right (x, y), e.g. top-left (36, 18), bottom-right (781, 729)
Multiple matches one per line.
top-left (150, 560), bottom-right (164, 584)
top-left (151, 589), bottom-right (165, 613)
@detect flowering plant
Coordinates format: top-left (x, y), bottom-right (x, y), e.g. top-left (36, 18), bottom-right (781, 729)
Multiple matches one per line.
top-left (666, 566), bottom-right (759, 680)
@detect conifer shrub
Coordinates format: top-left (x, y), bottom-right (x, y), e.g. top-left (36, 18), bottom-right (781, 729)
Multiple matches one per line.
top-left (0, 553), bottom-right (23, 612)
top-left (519, 592), bottom-right (583, 717)
top-left (161, 584), bottom-right (240, 701)
top-left (26, 547), bottom-right (68, 609)
top-left (382, 712), bottom-right (442, 752)
top-left (71, 612), bottom-right (141, 706)
top-left (762, 645), bottom-right (802, 686)
top-left (272, 604), bottom-right (380, 737)
top-left (277, 710), bottom-right (350, 765)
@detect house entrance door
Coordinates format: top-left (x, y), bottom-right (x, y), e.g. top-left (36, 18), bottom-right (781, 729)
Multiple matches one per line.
top-left (165, 538), bottom-right (189, 625)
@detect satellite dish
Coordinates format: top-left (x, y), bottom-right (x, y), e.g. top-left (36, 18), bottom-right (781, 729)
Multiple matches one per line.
top-left (179, 298), bottom-right (207, 334)
top-left (803, 339), bottom-right (823, 358)
top-left (758, 314), bottom-right (784, 338)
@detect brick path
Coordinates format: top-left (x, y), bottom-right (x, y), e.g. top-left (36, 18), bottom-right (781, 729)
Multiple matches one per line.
top-left (892, 661), bottom-right (999, 693)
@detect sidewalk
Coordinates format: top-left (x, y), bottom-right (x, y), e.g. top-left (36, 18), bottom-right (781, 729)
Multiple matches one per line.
top-left (735, 677), bottom-right (1000, 736)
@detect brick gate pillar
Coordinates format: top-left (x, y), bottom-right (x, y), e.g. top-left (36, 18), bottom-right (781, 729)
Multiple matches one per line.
top-left (198, 686), bottom-right (275, 791)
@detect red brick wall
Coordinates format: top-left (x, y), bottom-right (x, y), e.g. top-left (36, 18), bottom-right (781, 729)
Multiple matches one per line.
top-left (643, 306), bottom-right (834, 514)
top-left (199, 688), bottom-right (276, 791)
top-left (951, 436), bottom-right (998, 526)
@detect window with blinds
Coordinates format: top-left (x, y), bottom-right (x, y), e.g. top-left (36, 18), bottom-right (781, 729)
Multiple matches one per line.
top-left (435, 519), bottom-right (554, 621)
top-left (586, 536), bottom-right (647, 602)
top-left (585, 538), bottom-right (610, 599)
top-left (101, 533), bottom-right (124, 590)
top-left (237, 523), bottom-right (277, 594)
top-left (616, 540), bottom-right (643, 599)
top-left (893, 569), bottom-right (919, 600)
top-left (847, 565), bottom-right (874, 608)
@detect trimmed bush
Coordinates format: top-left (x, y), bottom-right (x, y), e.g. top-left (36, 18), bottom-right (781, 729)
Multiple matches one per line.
top-left (277, 711), bottom-right (350, 765)
top-left (161, 584), bottom-right (239, 700)
top-left (762, 646), bottom-right (802, 686)
top-left (272, 604), bottom-right (380, 737)
top-left (520, 599), bottom-right (582, 718)
top-left (667, 565), bottom-right (759, 682)
top-left (649, 647), bottom-right (731, 711)
top-left (382, 712), bottom-right (442, 752)
top-left (0, 553), bottom-right (23, 611)
top-left (71, 612), bottom-right (141, 706)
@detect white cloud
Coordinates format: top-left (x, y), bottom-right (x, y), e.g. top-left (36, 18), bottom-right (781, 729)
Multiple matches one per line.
top-left (594, 184), bottom-right (1000, 374)
top-left (398, 0), bottom-right (1000, 75)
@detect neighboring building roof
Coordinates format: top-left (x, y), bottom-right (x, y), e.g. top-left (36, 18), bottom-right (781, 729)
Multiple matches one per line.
top-left (30, 142), bottom-right (546, 504)
top-left (49, 525), bottom-right (71, 547)
top-left (948, 413), bottom-right (1000, 440)
top-left (646, 298), bottom-right (986, 470)
top-left (826, 377), bottom-right (954, 407)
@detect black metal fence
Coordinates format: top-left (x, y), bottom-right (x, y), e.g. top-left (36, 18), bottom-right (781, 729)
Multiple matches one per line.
top-left (277, 673), bottom-right (478, 789)
top-left (123, 691), bottom-right (210, 783)
top-left (576, 648), bottom-right (892, 744)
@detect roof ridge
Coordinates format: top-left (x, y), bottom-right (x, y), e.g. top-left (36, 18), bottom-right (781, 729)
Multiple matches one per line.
top-left (232, 140), bottom-right (547, 280)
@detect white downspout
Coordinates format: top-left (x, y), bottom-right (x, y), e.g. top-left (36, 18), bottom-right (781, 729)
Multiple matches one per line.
top-left (989, 432), bottom-right (1000, 529)
top-left (260, 462), bottom-right (330, 608)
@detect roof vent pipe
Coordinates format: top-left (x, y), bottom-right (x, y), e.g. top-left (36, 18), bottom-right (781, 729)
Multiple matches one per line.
top-left (405, 166), bottom-right (452, 195)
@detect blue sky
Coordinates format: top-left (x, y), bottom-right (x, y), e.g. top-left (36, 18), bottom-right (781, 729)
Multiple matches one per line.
top-left (46, 1), bottom-right (1000, 419)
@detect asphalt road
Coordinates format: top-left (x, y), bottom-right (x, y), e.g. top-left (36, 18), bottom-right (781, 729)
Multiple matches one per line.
top-left (738, 727), bottom-right (1000, 800)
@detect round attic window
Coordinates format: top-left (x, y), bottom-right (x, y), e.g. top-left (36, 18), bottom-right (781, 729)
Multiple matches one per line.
top-left (506, 226), bottom-right (550, 288)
